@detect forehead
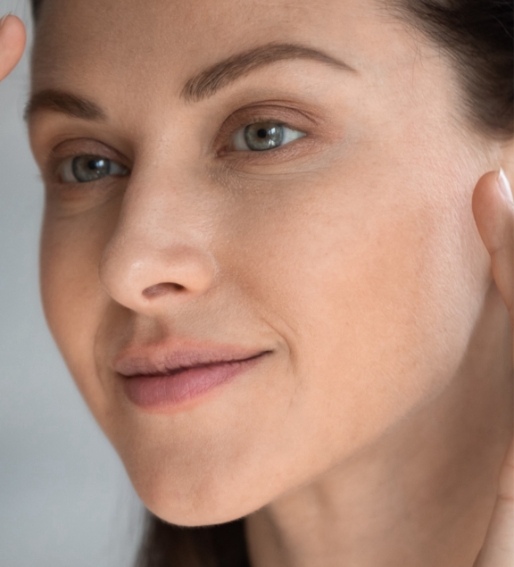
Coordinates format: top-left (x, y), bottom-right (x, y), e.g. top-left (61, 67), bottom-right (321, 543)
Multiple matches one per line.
top-left (31, 0), bottom-right (414, 87)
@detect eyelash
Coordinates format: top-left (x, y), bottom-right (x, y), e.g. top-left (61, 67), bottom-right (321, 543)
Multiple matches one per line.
top-left (54, 118), bottom-right (308, 185)
top-left (226, 121), bottom-right (305, 152)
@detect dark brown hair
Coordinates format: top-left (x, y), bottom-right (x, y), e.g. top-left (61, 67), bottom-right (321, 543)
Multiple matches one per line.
top-left (28, 0), bottom-right (513, 565)
top-left (134, 513), bottom-right (250, 567)
top-left (386, 0), bottom-right (513, 141)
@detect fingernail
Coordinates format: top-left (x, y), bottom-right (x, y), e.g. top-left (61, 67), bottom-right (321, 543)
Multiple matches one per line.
top-left (0, 13), bottom-right (12, 29)
top-left (498, 169), bottom-right (513, 203)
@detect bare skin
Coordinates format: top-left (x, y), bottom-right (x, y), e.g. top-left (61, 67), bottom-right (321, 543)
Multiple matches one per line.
top-left (2, 2), bottom-right (513, 566)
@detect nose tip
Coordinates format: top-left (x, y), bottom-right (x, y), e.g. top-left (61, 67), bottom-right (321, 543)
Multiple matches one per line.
top-left (99, 241), bottom-right (217, 315)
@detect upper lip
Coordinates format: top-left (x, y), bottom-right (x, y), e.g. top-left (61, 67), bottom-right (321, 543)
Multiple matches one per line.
top-left (113, 340), bottom-right (271, 377)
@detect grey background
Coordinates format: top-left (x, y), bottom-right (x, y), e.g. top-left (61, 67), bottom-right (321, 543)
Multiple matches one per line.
top-left (0, 1), bottom-right (145, 565)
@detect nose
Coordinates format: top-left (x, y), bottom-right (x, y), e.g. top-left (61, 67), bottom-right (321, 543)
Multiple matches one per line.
top-left (98, 180), bottom-right (217, 317)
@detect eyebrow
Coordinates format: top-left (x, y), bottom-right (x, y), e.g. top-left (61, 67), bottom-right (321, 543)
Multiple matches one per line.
top-left (181, 42), bottom-right (355, 102)
top-left (24, 41), bottom-right (355, 122)
top-left (23, 89), bottom-right (107, 122)
top-left (23, 89), bottom-right (107, 121)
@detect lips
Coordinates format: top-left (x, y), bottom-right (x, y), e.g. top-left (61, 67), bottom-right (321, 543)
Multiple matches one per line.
top-left (112, 341), bottom-right (272, 410)
top-left (113, 347), bottom-right (269, 377)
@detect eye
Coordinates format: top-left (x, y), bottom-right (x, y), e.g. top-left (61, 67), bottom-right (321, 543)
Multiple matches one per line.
top-left (59, 155), bottom-right (130, 183)
top-left (231, 121), bottom-right (306, 152)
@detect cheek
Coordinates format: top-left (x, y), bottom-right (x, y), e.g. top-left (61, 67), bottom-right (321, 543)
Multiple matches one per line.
top-left (230, 171), bottom-right (489, 477)
top-left (39, 208), bottom-right (113, 420)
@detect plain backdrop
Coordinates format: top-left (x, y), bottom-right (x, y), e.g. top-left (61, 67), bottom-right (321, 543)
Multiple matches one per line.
top-left (0, 1), bottom-right (145, 565)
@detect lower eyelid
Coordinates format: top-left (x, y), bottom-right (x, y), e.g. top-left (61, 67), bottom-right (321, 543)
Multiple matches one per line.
top-left (218, 131), bottom-right (330, 168)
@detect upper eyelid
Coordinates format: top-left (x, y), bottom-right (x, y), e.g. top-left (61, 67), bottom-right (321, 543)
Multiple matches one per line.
top-left (226, 121), bottom-right (307, 151)
top-left (229, 113), bottom-right (306, 132)
top-left (216, 105), bottom-right (314, 142)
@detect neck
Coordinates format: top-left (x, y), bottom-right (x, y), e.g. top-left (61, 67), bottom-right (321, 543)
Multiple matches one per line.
top-left (245, 283), bottom-right (513, 567)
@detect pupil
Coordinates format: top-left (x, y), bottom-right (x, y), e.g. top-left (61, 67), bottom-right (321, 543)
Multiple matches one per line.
top-left (257, 129), bottom-right (267, 138)
top-left (72, 155), bottom-right (110, 183)
top-left (89, 158), bottom-right (104, 169)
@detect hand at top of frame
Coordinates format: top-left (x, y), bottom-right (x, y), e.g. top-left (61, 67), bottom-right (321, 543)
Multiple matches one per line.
top-left (0, 15), bottom-right (26, 82)
top-left (472, 169), bottom-right (514, 567)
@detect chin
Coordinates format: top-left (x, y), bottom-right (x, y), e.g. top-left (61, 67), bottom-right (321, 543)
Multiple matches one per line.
top-left (140, 491), bottom-right (259, 528)
top-left (125, 461), bottom-right (267, 527)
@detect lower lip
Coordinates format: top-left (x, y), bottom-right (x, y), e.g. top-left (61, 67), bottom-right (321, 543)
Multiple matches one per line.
top-left (121, 353), bottom-right (268, 410)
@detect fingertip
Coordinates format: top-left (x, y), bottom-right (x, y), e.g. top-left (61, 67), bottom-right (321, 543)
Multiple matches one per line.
top-left (1, 14), bottom-right (27, 50)
top-left (470, 170), bottom-right (508, 254)
top-left (498, 168), bottom-right (514, 204)
top-left (0, 14), bottom-right (27, 80)
top-left (471, 171), bottom-right (495, 216)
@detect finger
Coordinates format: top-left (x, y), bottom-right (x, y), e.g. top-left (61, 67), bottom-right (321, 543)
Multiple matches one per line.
top-left (0, 15), bottom-right (27, 82)
top-left (472, 170), bottom-right (514, 567)
top-left (471, 170), bottom-right (514, 315)
top-left (473, 437), bottom-right (514, 566)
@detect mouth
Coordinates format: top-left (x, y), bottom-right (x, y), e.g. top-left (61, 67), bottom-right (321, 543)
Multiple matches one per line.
top-left (114, 345), bottom-right (272, 411)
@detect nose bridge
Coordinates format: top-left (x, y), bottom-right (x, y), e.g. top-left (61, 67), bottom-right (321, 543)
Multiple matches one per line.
top-left (98, 167), bottom-right (217, 313)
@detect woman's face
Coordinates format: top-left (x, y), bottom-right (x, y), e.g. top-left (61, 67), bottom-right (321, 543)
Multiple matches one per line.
top-left (28, 0), bottom-right (498, 525)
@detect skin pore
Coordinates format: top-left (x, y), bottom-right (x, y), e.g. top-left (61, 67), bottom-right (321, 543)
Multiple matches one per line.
top-left (24, 0), bottom-right (513, 566)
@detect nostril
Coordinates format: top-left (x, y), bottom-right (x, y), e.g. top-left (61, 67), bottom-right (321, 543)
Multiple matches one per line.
top-left (143, 282), bottom-right (186, 299)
